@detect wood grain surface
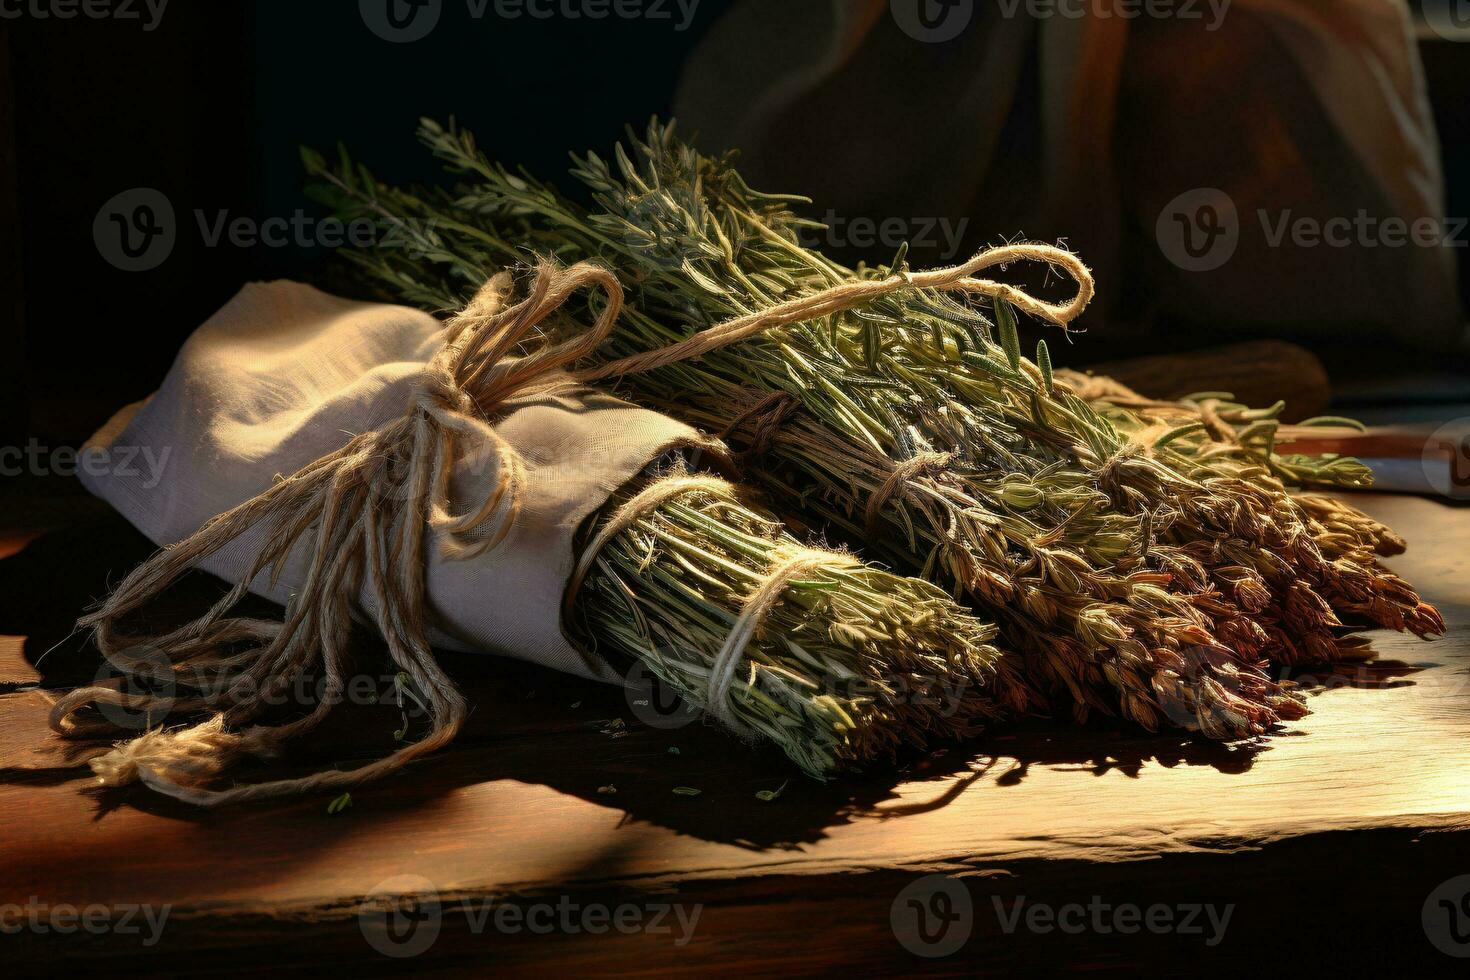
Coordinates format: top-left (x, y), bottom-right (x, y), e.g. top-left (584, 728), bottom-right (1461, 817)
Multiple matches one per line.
top-left (1, 493), bottom-right (1467, 975)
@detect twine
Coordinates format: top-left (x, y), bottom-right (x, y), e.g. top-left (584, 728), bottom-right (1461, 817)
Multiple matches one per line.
top-left (562, 473), bottom-right (738, 618)
top-left (56, 242), bottom-right (1093, 805)
top-left (704, 546), bottom-right (860, 733)
top-left (562, 471), bottom-right (860, 735)
top-left (718, 391), bottom-right (802, 461)
top-left (864, 451), bottom-right (956, 536)
top-left (576, 241), bottom-right (1094, 383)
top-left (1059, 371), bottom-right (1237, 448)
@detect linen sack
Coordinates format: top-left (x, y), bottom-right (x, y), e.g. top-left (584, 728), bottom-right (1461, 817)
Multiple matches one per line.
top-left (79, 279), bottom-right (716, 681)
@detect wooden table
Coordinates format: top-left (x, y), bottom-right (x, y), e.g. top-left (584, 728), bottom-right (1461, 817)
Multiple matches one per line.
top-left (2, 491), bottom-right (1468, 975)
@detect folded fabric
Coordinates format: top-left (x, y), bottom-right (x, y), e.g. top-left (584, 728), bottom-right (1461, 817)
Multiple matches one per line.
top-left (80, 280), bottom-right (713, 680)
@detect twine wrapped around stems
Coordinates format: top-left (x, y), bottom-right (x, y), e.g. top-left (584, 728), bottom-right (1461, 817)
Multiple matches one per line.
top-left (563, 472), bottom-right (862, 735)
top-left (53, 244), bottom-right (1093, 805)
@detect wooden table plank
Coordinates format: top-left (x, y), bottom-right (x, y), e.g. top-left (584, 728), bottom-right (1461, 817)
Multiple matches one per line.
top-left (2, 493), bottom-right (1467, 973)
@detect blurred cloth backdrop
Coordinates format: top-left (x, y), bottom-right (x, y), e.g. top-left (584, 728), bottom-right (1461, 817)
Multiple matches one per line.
top-left (673, 0), bottom-right (1465, 353)
top-left (2, 0), bottom-right (1467, 452)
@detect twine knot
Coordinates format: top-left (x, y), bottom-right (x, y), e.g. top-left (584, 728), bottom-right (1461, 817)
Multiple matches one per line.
top-left (719, 391), bottom-right (803, 462)
top-left (865, 451), bottom-right (957, 535)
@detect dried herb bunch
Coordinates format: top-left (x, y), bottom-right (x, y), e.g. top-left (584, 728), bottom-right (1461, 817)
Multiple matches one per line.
top-left (302, 119), bottom-right (1438, 740)
top-left (1060, 371), bottom-right (1444, 663)
top-left (577, 470), bottom-right (1027, 778)
top-left (57, 460), bottom-right (1021, 796)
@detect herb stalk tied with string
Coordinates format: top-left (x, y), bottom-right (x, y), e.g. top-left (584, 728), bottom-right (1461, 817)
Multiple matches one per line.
top-left (302, 119), bottom-right (1438, 740)
top-left (53, 264), bottom-right (1030, 799)
top-left (573, 470), bottom-right (1029, 779)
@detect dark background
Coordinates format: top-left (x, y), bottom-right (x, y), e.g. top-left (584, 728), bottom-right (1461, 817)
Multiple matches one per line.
top-left (0, 0), bottom-right (739, 450)
top-left (1, 1), bottom-right (1467, 452)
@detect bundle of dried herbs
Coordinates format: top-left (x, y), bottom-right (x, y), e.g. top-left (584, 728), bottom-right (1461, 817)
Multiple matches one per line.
top-left (302, 119), bottom-right (1439, 741)
top-left (575, 469), bottom-right (1027, 779)
top-left (61, 466), bottom-right (1020, 797)
top-left (54, 269), bottom-right (1025, 801)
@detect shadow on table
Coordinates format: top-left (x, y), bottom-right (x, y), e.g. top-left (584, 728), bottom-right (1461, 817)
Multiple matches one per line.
top-left (0, 514), bottom-right (1422, 858)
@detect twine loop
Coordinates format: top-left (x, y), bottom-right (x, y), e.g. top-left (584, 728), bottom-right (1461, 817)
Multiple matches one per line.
top-left (575, 241), bottom-right (1094, 383)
